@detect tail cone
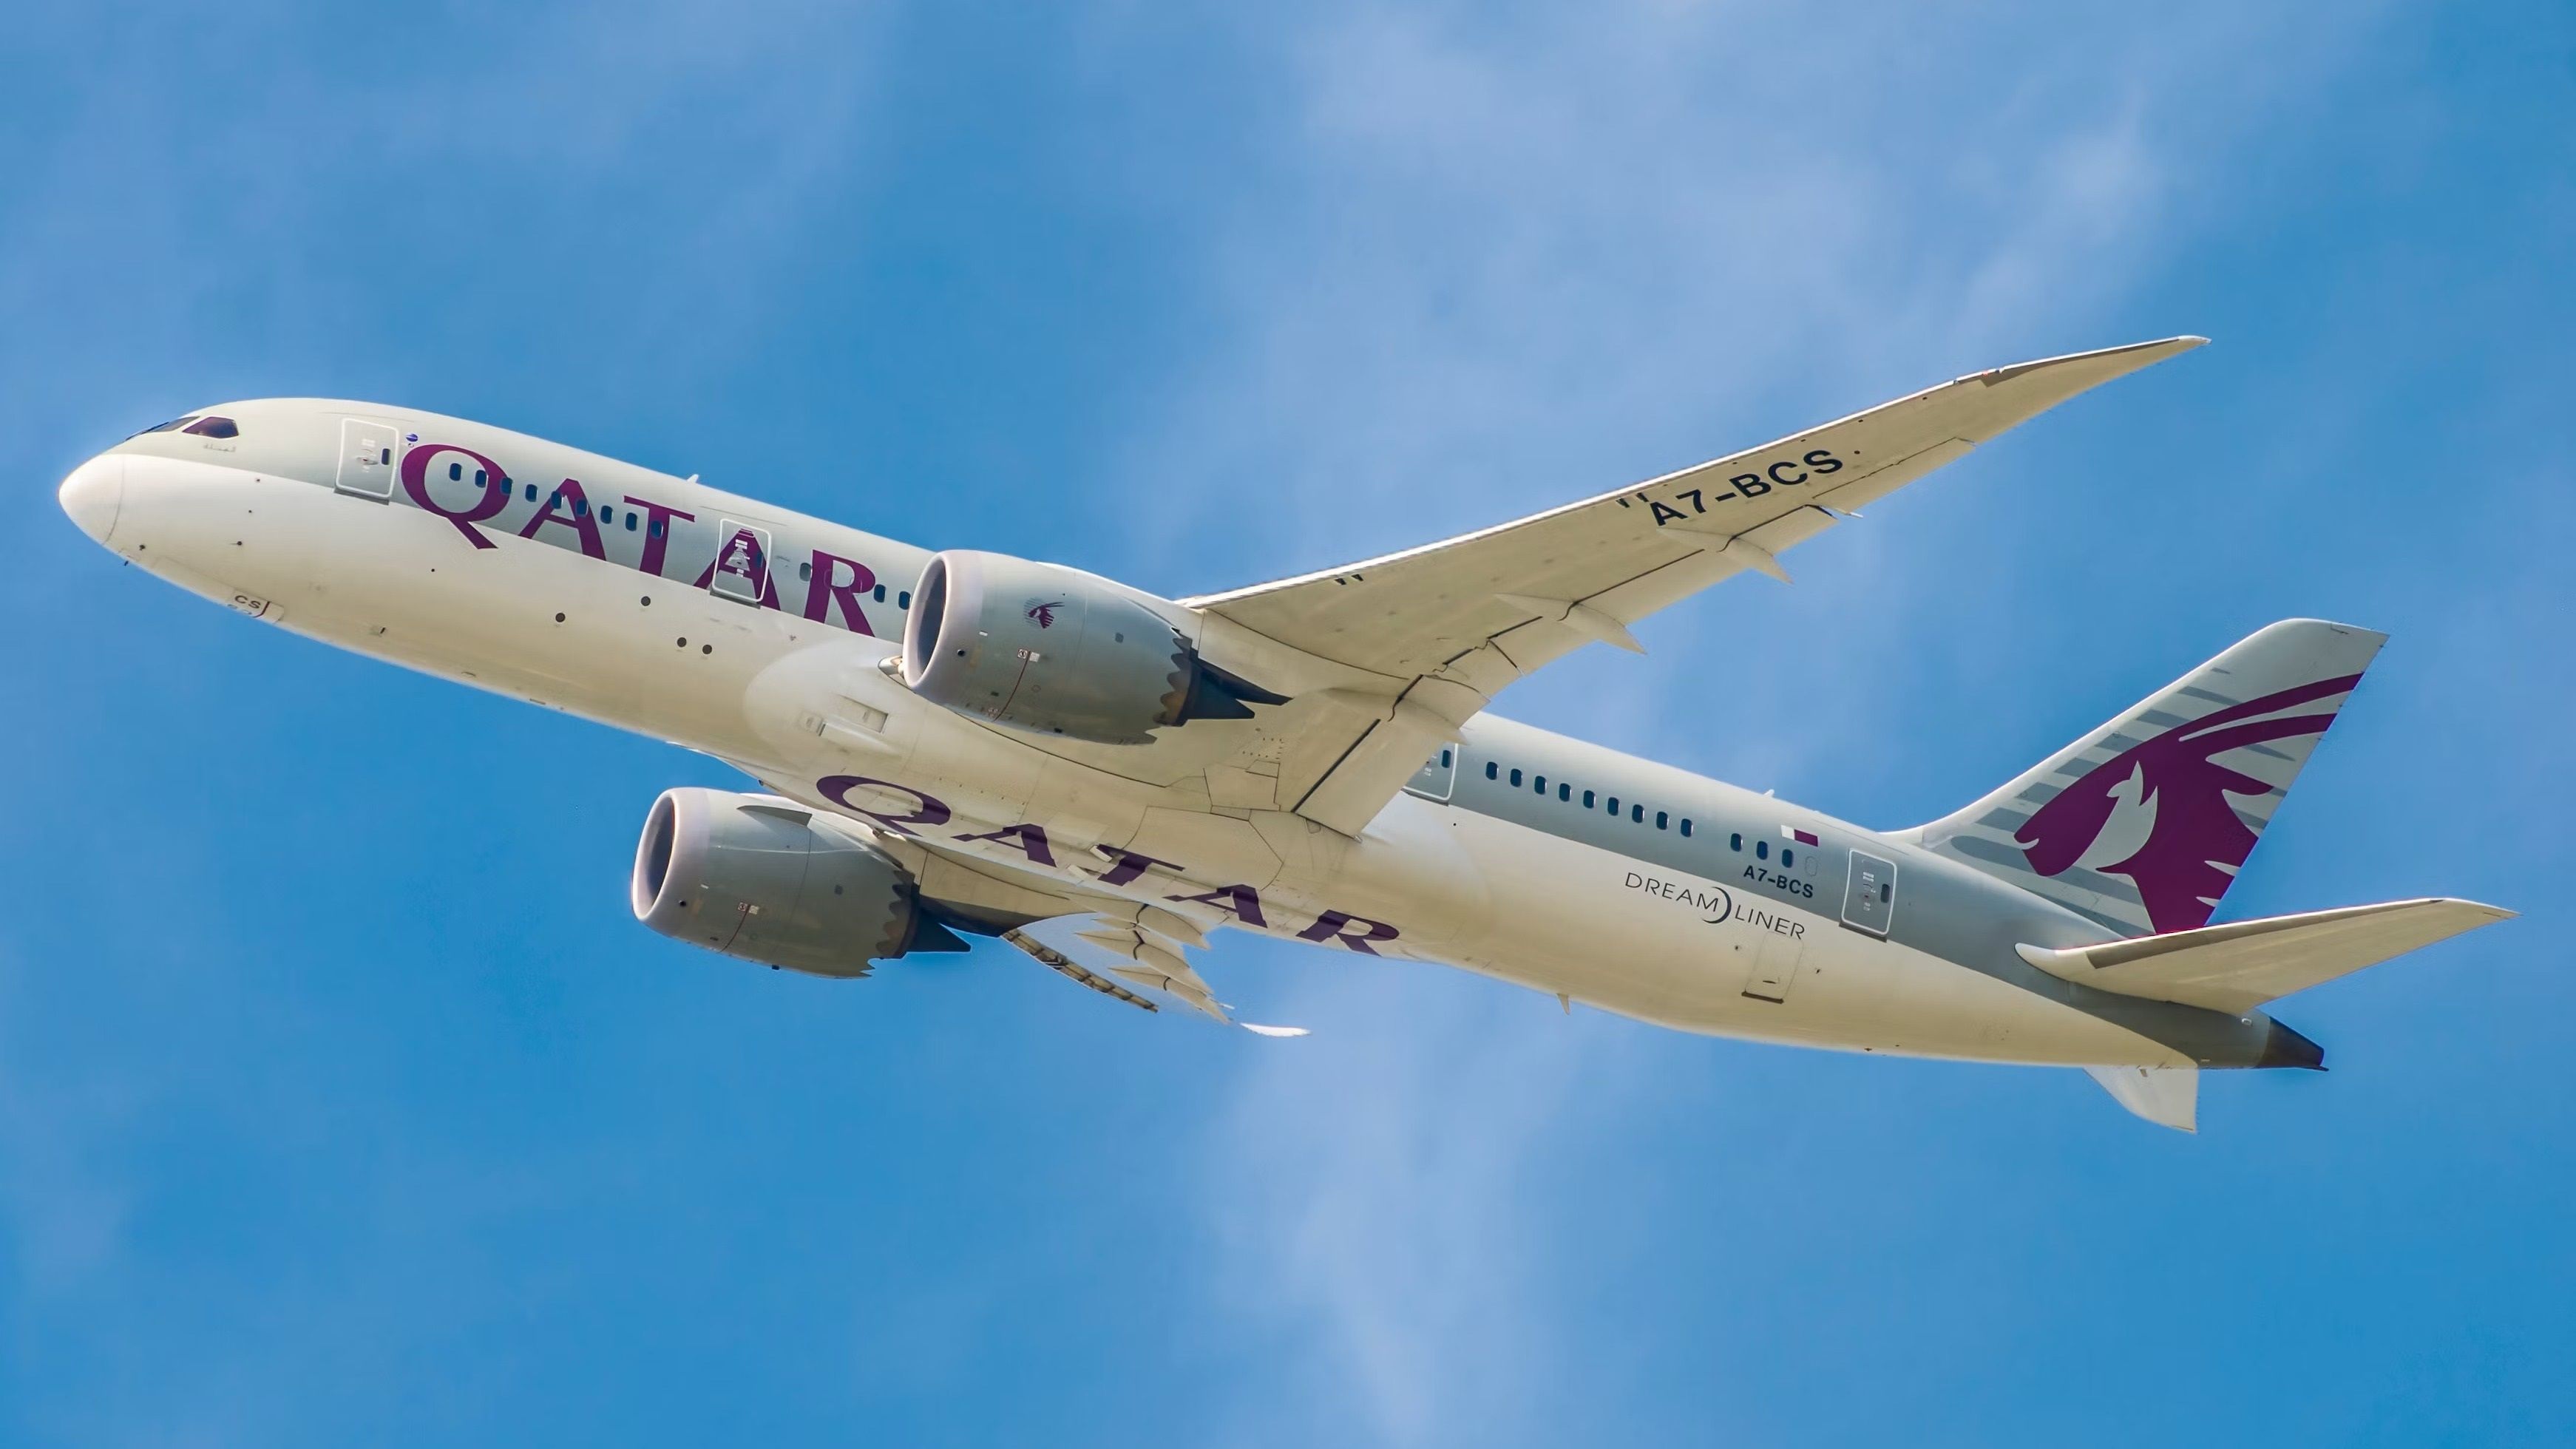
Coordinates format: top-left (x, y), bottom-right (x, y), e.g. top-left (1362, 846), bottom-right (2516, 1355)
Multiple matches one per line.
top-left (2256, 1019), bottom-right (2327, 1071)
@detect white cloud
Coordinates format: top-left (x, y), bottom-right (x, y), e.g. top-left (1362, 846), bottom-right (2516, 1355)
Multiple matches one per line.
top-left (1105, 3), bottom-right (2399, 1440)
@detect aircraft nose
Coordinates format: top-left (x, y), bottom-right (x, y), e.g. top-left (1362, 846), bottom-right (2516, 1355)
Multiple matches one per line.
top-left (58, 453), bottom-right (124, 545)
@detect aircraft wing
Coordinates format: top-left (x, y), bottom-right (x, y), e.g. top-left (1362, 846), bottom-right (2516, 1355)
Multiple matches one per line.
top-left (1188, 336), bottom-right (2206, 835)
top-left (1001, 917), bottom-right (1308, 1036)
top-left (850, 820), bottom-right (1310, 1035)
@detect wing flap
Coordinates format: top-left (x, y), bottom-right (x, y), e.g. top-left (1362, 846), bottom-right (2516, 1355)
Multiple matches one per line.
top-left (2019, 898), bottom-right (2514, 1014)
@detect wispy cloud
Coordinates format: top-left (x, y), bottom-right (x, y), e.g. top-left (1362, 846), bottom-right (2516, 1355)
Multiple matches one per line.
top-left (1108, 2), bottom-right (2399, 1439)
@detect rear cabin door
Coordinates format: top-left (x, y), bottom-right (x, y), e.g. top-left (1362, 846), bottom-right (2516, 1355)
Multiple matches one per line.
top-left (336, 418), bottom-right (399, 500)
top-left (1842, 851), bottom-right (1898, 937)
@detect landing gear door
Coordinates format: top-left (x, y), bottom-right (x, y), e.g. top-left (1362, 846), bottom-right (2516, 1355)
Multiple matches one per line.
top-left (710, 519), bottom-right (773, 606)
top-left (1403, 746), bottom-right (1458, 802)
top-left (336, 418), bottom-right (399, 500)
top-left (1843, 851), bottom-right (1897, 937)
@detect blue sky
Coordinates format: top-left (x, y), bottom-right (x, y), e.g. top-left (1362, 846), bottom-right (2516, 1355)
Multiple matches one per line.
top-left (5, 1), bottom-right (2572, 1443)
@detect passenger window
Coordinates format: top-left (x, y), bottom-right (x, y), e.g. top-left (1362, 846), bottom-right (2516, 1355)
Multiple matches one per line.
top-left (1559, 784), bottom-right (1571, 802)
top-left (1607, 796), bottom-right (1619, 814)
top-left (799, 562), bottom-right (813, 582)
top-left (1783, 848), bottom-right (1796, 867)
top-left (649, 519), bottom-right (665, 538)
top-left (1630, 804), bottom-right (1644, 823)
top-left (525, 484), bottom-right (538, 503)
top-left (1757, 841), bottom-right (1769, 861)
top-left (625, 513), bottom-right (637, 532)
top-left (183, 416), bottom-right (238, 438)
top-left (1440, 749), bottom-right (1454, 767)
top-left (1510, 769), bottom-right (1522, 787)
top-left (1655, 811), bottom-right (1668, 830)
top-left (1485, 761), bottom-right (1498, 780)
top-left (475, 469), bottom-right (487, 487)
top-left (449, 462), bottom-right (463, 481)
top-left (1534, 775), bottom-right (1547, 794)
top-left (573, 499), bottom-right (588, 518)
top-left (898, 591), bottom-right (911, 608)
top-left (1730, 832), bottom-right (1742, 851)
top-left (1680, 819), bottom-right (1692, 838)
top-left (1582, 790), bottom-right (1595, 808)
top-left (873, 584), bottom-right (887, 602)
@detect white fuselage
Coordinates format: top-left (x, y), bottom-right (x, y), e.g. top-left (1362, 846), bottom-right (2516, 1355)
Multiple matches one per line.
top-left (63, 410), bottom-right (2203, 1070)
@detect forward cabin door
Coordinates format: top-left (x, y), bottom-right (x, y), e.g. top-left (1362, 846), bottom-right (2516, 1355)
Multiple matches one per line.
top-left (1843, 851), bottom-right (1898, 937)
top-left (710, 519), bottom-right (774, 605)
top-left (336, 418), bottom-right (400, 500)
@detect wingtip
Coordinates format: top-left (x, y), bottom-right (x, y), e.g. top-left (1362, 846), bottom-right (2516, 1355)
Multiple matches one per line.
top-left (1979, 333), bottom-right (2209, 389)
top-left (2417, 897), bottom-right (2518, 925)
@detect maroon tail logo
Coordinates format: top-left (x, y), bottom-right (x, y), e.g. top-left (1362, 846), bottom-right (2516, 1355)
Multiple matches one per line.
top-left (2016, 675), bottom-right (2362, 934)
top-left (1024, 599), bottom-right (1065, 628)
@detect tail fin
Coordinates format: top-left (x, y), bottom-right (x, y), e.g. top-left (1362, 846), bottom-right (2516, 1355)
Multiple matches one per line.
top-left (1908, 620), bottom-right (2385, 935)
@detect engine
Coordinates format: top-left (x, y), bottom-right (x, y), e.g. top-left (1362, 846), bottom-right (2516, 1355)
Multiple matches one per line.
top-left (630, 787), bottom-right (969, 977)
top-left (901, 550), bottom-right (1281, 744)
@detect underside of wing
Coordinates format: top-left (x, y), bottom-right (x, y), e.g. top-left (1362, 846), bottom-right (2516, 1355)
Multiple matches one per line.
top-left (862, 825), bottom-right (1308, 1034)
top-left (1000, 914), bottom-right (1307, 1036)
top-left (1184, 336), bottom-right (2206, 834)
top-left (1187, 336), bottom-right (2205, 679)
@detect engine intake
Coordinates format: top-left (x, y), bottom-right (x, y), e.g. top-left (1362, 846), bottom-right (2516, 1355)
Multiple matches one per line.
top-left (900, 550), bottom-right (1280, 744)
top-left (631, 787), bottom-right (968, 977)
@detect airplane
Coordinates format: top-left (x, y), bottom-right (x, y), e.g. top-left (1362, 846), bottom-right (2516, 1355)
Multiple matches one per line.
top-left (54, 336), bottom-right (2510, 1131)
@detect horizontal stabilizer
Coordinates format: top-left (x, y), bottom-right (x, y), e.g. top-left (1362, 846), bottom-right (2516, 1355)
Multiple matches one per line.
top-left (2020, 897), bottom-right (2512, 1013)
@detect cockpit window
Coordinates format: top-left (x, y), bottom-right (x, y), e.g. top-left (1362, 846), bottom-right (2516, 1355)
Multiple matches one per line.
top-left (181, 415), bottom-right (239, 439)
top-left (136, 415), bottom-right (199, 435)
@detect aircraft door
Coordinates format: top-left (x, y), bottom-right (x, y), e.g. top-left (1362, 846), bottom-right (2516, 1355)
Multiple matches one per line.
top-left (336, 418), bottom-right (400, 500)
top-left (1842, 851), bottom-right (1898, 937)
top-left (1403, 745), bottom-right (1457, 802)
top-left (710, 519), bottom-right (774, 605)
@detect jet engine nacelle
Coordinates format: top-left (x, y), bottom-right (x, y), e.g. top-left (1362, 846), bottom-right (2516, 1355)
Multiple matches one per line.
top-left (900, 550), bottom-right (1279, 744)
top-left (630, 787), bottom-right (968, 977)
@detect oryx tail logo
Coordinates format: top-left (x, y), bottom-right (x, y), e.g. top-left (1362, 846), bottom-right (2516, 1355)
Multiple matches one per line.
top-left (1024, 599), bottom-right (1065, 628)
top-left (2016, 673), bottom-right (2362, 934)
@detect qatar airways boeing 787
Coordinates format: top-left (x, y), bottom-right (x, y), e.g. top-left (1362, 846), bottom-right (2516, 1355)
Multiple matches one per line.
top-left (57, 336), bottom-right (2507, 1130)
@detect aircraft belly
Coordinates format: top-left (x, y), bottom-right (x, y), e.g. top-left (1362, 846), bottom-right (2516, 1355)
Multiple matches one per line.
top-left (1432, 811), bottom-right (2183, 1066)
top-left (1255, 795), bottom-right (1489, 949)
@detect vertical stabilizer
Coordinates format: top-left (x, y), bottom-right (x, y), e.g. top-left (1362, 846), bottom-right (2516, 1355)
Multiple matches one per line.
top-left (1908, 620), bottom-right (2385, 935)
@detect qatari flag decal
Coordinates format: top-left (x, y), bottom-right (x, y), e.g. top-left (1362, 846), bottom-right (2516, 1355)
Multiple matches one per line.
top-left (1782, 825), bottom-right (1820, 846)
